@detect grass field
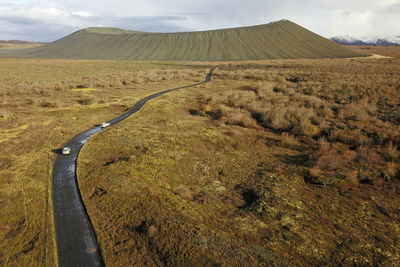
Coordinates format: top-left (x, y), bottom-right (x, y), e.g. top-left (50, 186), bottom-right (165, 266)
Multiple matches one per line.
top-left (0, 46), bottom-right (399, 266)
top-left (348, 45), bottom-right (400, 58)
top-left (0, 58), bottom-right (208, 266)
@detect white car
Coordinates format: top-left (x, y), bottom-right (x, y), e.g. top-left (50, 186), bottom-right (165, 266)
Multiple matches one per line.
top-left (101, 122), bottom-right (110, 128)
top-left (62, 147), bottom-right (71, 155)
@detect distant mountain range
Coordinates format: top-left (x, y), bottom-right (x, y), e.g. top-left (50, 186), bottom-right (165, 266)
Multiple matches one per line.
top-left (331, 35), bottom-right (400, 46)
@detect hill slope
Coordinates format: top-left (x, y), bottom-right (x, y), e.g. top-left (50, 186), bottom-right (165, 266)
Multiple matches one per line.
top-left (2, 20), bottom-right (363, 61)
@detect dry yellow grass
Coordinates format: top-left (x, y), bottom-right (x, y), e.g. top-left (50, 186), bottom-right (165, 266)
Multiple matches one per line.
top-left (348, 45), bottom-right (400, 58)
top-left (71, 88), bottom-right (97, 92)
top-left (0, 43), bottom-right (42, 50)
top-left (0, 58), bottom-right (207, 266)
top-left (1, 47), bottom-right (400, 265)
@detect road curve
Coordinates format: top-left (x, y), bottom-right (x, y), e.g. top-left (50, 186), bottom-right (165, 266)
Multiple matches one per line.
top-left (52, 68), bottom-right (214, 267)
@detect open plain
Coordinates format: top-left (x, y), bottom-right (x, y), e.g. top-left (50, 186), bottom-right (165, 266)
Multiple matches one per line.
top-left (0, 46), bottom-right (399, 265)
top-left (0, 59), bottom-right (208, 265)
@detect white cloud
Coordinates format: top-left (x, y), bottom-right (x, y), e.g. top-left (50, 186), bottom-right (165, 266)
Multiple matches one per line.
top-left (72, 11), bottom-right (92, 17)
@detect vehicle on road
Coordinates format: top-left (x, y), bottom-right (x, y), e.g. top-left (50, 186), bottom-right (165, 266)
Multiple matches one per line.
top-left (101, 122), bottom-right (110, 128)
top-left (62, 147), bottom-right (71, 155)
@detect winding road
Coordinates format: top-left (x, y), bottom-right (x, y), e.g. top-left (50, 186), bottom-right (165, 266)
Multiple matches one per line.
top-left (52, 68), bottom-right (214, 266)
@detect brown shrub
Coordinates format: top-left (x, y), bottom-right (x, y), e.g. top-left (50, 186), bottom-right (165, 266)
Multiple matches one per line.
top-left (309, 166), bottom-right (323, 177)
top-left (306, 166), bottom-right (338, 185)
top-left (214, 104), bottom-right (233, 118)
top-left (317, 137), bottom-right (331, 152)
top-left (224, 109), bottom-right (257, 128)
top-left (356, 146), bottom-right (385, 164)
top-left (339, 101), bottom-right (372, 121)
top-left (344, 170), bottom-right (359, 186)
top-left (134, 77), bottom-right (144, 83)
top-left (316, 106), bottom-right (334, 118)
top-left (276, 75), bottom-right (287, 83)
top-left (384, 162), bottom-right (398, 179)
top-left (314, 149), bottom-right (345, 170)
top-left (265, 105), bottom-right (292, 131)
top-left (281, 132), bottom-right (300, 147)
top-left (342, 149), bottom-right (357, 163)
top-left (329, 129), bottom-right (371, 145)
top-left (254, 82), bottom-right (274, 97)
top-left (204, 81), bottom-right (331, 138)
top-left (299, 95), bottom-right (325, 109)
top-left (293, 116), bottom-right (320, 137)
top-left (385, 141), bottom-right (400, 161)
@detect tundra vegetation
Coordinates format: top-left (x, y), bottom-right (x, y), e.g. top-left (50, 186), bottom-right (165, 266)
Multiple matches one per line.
top-left (79, 47), bottom-right (400, 266)
top-left (0, 58), bottom-right (207, 266)
top-left (0, 46), bottom-right (399, 266)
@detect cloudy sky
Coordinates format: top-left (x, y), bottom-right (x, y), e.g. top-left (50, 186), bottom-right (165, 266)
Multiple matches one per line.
top-left (0, 0), bottom-right (399, 42)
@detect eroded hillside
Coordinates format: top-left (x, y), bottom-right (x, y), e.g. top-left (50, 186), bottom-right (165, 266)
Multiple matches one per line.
top-left (2, 20), bottom-right (363, 61)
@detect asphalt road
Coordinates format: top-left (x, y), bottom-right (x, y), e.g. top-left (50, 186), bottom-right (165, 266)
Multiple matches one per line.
top-left (52, 68), bottom-right (214, 267)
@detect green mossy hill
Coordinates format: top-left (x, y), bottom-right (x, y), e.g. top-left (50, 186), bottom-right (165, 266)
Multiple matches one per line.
top-left (3, 20), bottom-right (363, 61)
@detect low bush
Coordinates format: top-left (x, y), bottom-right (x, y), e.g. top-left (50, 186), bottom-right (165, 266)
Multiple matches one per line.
top-left (384, 162), bottom-right (398, 179)
top-left (328, 129), bottom-right (371, 146)
top-left (193, 59), bottom-right (400, 189)
top-left (356, 146), bottom-right (385, 165)
top-left (384, 141), bottom-right (400, 161)
top-left (200, 81), bottom-right (326, 138)
top-left (314, 149), bottom-right (345, 170)
top-left (224, 109), bottom-right (257, 127)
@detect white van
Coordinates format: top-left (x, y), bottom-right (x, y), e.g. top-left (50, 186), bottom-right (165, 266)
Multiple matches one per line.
top-left (62, 147), bottom-right (71, 155)
top-left (101, 122), bottom-right (110, 128)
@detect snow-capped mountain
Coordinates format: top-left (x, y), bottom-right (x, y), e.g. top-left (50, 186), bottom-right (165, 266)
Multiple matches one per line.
top-left (331, 35), bottom-right (365, 45)
top-left (331, 35), bottom-right (400, 46)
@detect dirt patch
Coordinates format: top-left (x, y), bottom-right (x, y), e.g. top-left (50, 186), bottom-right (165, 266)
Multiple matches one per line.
top-left (102, 155), bottom-right (130, 166)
